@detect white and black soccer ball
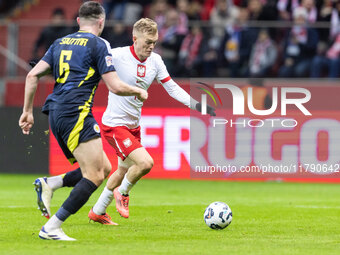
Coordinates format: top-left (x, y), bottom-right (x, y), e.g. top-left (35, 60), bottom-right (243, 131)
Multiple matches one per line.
top-left (204, 202), bottom-right (232, 229)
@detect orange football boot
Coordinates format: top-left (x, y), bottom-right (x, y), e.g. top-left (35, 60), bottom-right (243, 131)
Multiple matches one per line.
top-left (88, 208), bottom-right (118, 225)
top-left (114, 187), bottom-right (129, 218)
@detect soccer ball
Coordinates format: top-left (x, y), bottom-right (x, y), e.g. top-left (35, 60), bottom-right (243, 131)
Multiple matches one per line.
top-left (204, 202), bottom-right (232, 229)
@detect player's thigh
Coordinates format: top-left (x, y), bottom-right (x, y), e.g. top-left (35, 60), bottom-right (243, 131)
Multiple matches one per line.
top-left (102, 152), bottom-right (112, 178)
top-left (73, 137), bottom-right (107, 177)
top-left (128, 147), bottom-right (154, 169)
top-left (102, 125), bottom-right (142, 160)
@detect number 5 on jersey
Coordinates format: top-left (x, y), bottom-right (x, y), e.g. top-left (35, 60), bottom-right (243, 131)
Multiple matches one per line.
top-left (56, 50), bottom-right (72, 83)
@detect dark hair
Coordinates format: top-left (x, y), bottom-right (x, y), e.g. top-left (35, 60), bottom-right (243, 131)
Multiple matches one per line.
top-left (52, 7), bottom-right (65, 17)
top-left (79, 1), bottom-right (105, 19)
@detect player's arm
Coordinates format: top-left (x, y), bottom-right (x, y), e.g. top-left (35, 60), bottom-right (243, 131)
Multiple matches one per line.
top-left (161, 79), bottom-right (216, 116)
top-left (102, 71), bottom-right (148, 102)
top-left (19, 60), bottom-right (51, 135)
top-left (156, 55), bottom-right (215, 116)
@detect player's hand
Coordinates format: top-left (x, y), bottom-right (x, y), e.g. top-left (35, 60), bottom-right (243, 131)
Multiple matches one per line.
top-left (195, 103), bottom-right (216, 116)
top-left (19, 112), bottom-right (34, 135)
top-left (137, 89), bottom-right (148, 102)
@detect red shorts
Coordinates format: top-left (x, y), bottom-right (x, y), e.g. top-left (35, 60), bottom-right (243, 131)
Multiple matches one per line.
top-left (102, 124), bottom-right (142, 160)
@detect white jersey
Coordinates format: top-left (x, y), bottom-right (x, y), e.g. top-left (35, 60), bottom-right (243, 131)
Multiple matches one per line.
top-left (102, 46), bottom-right (194, 129)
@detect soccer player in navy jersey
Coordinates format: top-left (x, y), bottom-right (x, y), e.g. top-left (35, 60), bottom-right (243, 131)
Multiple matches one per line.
top-left (18, 1), bottom-right (147, 241)
top-left (29, 18), bottom-right (215, 226)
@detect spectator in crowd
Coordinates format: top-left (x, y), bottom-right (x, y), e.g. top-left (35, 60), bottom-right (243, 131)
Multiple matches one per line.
top-left (186, 0), bottom-right (203, 20)
top-left (199, 29), bottom-right (221, 77)
top-left (31, 8), bottom-right (71, 63)
top-left (260, 0), bottom-right (279, 21)
top-left (219, 7), bottom-right (258, 77)
top-left (301, 0), bottom-right (318, 23)
top-left (310, 33), bottom-right (340, 78)
top-left (177, 25), bottom-right (204, 76)
top-left (278, 7), bottom-right (318, 77)
top-left (101, 22), bottom-right (132, 48)
top-left (103, 0), bottom-right (127, 20)
top-left (103, 0), bottom-right (144, 24)
top-left (330, 0), bottom-right (340, 39)
top-left (210, 0), bottom-right (239, 41)
top-left (123, 0), bottom-right (145, 25)
top-left (247, 0), bottom-right (263, 21)
top-left (247, 0), bottom-right (279, 40)
top-left (247, 29), bottom-right (277, 77)
top-left (147, 0), bottom-right (169, 28)
top-left (175, 0), bottom-right (189, 35)
top-left (277, 0), bottom-right (300, 21)
top-left (201, 0), bottom-right (216, 20)
top-left (317, 0), bottom-right (333, 42)
top-left (246, 0), bottom-right (278, 21)
top-left (156, 8), bottom-right (186, 73)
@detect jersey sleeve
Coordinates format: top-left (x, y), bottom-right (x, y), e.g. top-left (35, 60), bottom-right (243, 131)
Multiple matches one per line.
top-left (155, 54), bottom-right (171, 84)
top-left (41, 43), bottom-right (54, 66)
top-left (95, 38), bottom-right (116, 75)
top-left (110, 47), bottom-right (121, 62)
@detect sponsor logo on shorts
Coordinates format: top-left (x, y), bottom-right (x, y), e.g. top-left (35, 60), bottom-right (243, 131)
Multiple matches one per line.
top-left (93, 124), bottom-right (100, 133)
top-left (123, 138), bottom-right (132, 148)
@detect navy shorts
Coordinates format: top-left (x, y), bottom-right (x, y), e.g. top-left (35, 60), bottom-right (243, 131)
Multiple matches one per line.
top-left (48, 109), bottom-right (101, 164)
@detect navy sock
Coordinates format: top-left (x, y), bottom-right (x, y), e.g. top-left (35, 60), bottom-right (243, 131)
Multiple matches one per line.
top-left (63, 168), bottom-right (83, 187)
top-left (55, 207), bottom-right (71, 222)
top-left (61, 178), bottom-right (98, 214)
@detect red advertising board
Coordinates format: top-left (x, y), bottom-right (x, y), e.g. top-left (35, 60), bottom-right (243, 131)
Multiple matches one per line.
top-left (50, 107), bottom-right (191, 179)
top-left (190, 109), bottom-right (340, 181)
top-left (49, 107), bottom-right (340, 182)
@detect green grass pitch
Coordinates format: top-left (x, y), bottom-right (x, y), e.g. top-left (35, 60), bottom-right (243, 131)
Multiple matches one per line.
top-left (0, 174), bottom-right (339, 255)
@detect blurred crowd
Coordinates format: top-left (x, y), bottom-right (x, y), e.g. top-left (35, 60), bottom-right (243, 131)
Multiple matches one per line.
top-left (0, 0), bottom-right (21, 16)
top-left (31, 0), bottom-right (340, 78)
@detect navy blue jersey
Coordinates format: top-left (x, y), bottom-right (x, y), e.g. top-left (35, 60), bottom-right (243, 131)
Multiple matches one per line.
top-left (42, 30), bottom-right (115, 114)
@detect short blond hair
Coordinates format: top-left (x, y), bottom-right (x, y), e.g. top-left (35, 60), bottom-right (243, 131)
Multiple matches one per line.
top-left (133, 18), bottom-right (158, 36)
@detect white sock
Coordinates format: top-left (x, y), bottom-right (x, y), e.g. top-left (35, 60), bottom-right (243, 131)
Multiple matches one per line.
top-left (47, 176), bottom-right (63, 191)
top-left (44, 215), bottom-right (63, 231)
top-left (93, 187), bottom-right (114, 215)
top-left (118, 174), bottom-right (134, 195)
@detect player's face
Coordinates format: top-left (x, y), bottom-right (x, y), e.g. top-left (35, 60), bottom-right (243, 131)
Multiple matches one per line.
top-left (134, 32), bottom-right (158, 60)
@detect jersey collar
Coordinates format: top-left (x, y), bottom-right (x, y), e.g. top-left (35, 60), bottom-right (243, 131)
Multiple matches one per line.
top-left (130, 45), bottom-right (147, 63)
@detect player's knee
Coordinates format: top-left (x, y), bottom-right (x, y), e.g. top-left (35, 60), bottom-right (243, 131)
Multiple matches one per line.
top-left (87, 169), bottom-right (105, 186)
top-left (95, 171), bottom-right (105, 185)
top-left (138, 158), bottom-right (154, 175)
top-left (116, 166), bottom-right (128, 177)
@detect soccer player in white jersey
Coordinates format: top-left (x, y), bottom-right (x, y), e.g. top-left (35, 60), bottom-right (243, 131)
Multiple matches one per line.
top-left (87, 18), bottom-right (215, 223)
top-left (34, 18), bottom-right (215, 225)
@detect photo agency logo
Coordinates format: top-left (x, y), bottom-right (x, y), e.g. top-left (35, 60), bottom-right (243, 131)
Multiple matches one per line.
top-left (196, 83), bottom-right (312, 128)
top-left (196, 82), bottom-right (223, 114)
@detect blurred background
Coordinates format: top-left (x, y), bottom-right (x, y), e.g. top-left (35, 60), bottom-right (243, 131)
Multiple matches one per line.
top-left (0, 0), bottom-right (339, 181)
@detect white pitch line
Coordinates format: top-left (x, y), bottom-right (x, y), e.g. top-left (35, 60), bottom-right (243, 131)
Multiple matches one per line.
top-left (0, 205), bottom-right (29, 208)
top-left (294, 205), bottom-right (340, 209)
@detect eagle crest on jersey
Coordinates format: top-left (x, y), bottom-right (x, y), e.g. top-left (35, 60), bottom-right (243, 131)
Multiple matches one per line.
top-left (137, 64), bottom-right (146, 77)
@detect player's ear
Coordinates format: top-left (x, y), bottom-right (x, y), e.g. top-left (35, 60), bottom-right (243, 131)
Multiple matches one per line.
top-left (76, 17), bottom-right (80, 26)
top-left (132, 35), bottom-right (137, 43)
top-left (98, 18), bottom-right (105, 30)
